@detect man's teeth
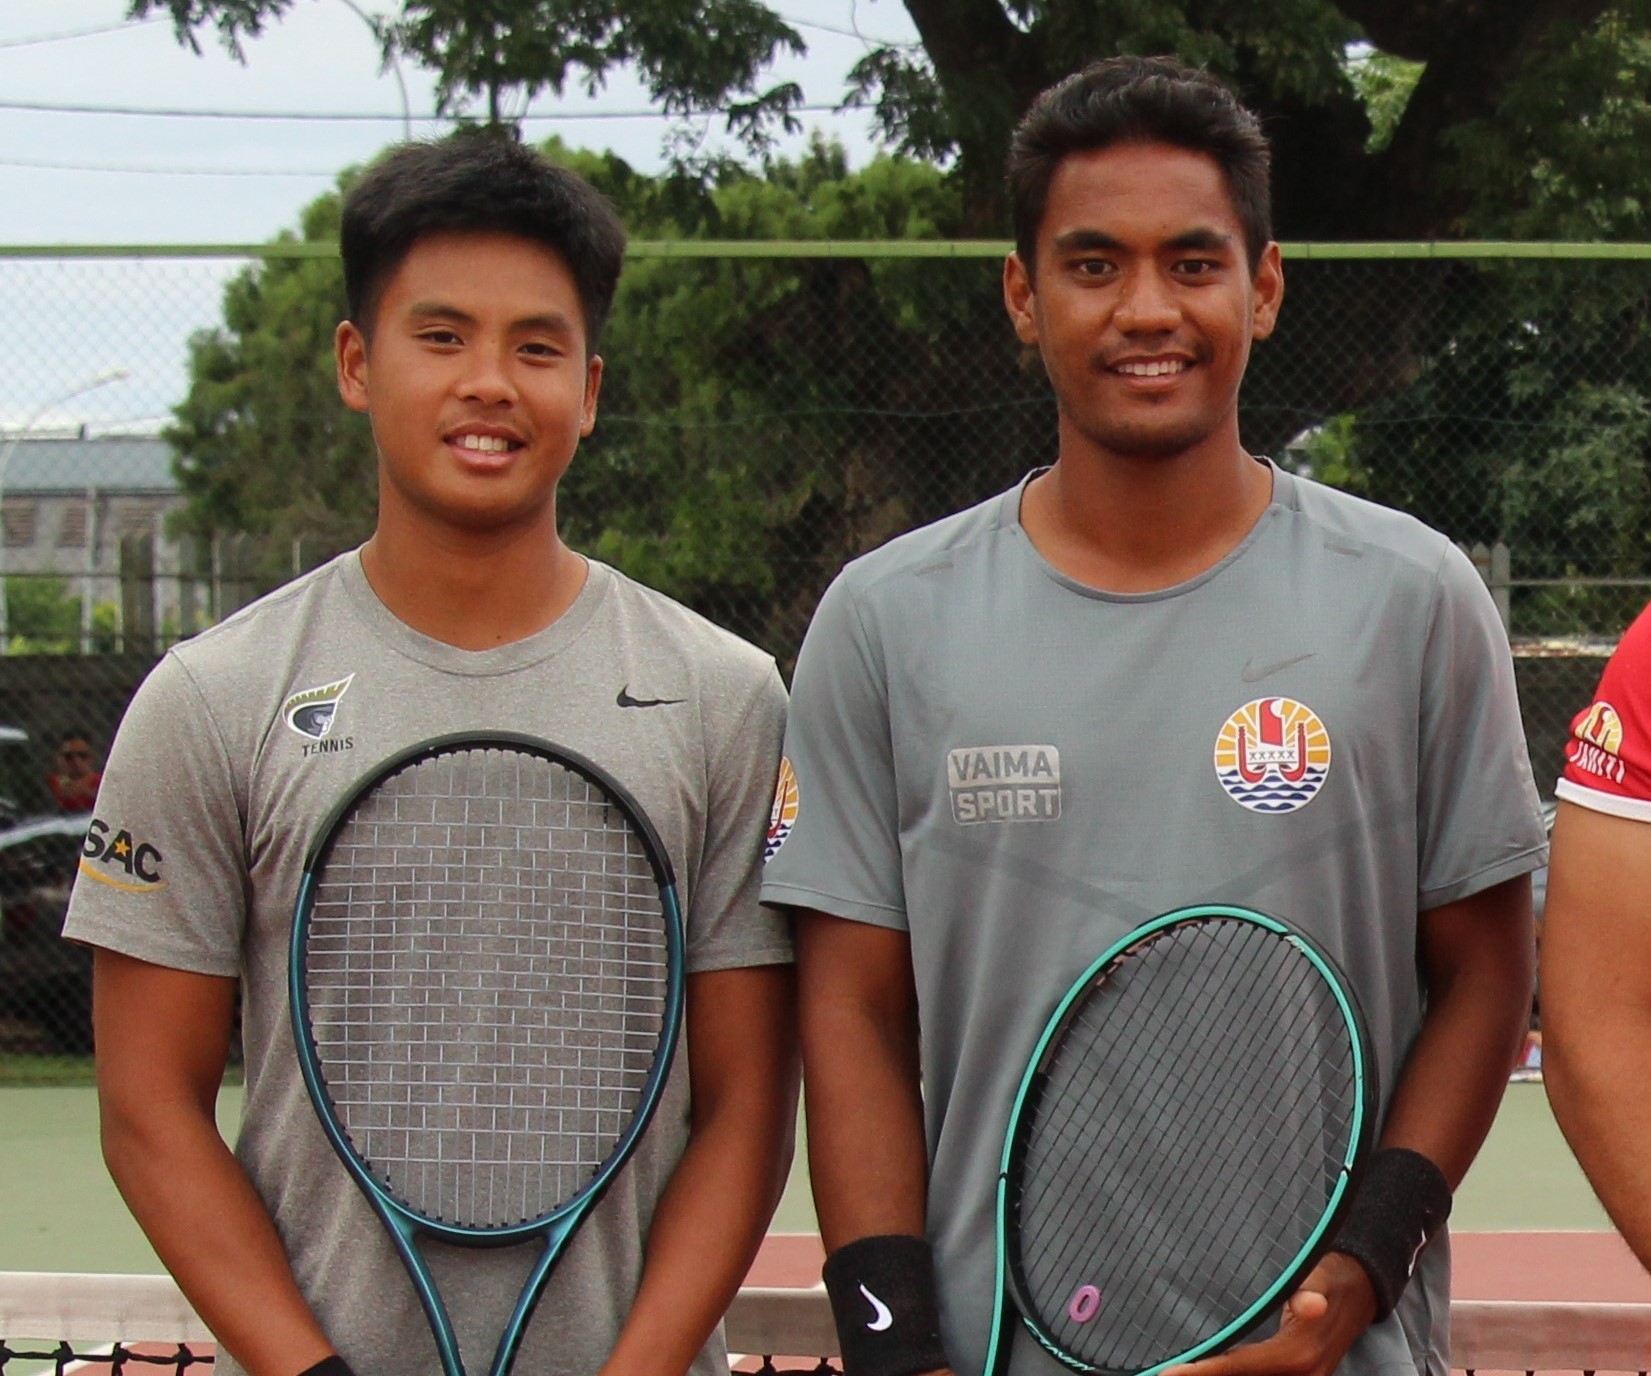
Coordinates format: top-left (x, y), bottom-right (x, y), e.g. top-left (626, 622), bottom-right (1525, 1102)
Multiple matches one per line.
top-left (454, 434), bottom-right (513, 453)
top-left (1115, 360), bottom-right (1189, 376)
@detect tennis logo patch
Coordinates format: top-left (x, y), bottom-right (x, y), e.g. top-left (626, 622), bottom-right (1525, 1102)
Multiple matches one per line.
top-left (947, 744), bottom-right (1061, 824)
top-left (765, 757), bottom-right (799, 861)
top-left (1568, 700), bottom-right (1626, 785)
top-left (281, 674), bottom-right (354, 746)
top-left (1213, 698), bottom-right (1331, 814)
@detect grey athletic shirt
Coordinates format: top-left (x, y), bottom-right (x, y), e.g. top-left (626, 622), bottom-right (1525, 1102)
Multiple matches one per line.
top-left (762, 464), bottom-right (1546, 1376)
top-left (65, 552), bottom-right (790, 1376)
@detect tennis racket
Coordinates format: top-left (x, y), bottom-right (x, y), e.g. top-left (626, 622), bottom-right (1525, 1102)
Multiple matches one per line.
top-left (289, 732), bottom-right (685, 1376)
top-left (984, 904), bottom-right (1375, 1376)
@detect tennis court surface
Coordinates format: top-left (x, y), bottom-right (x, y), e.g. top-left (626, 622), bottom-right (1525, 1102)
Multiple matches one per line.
top-left (5, 1083), bottom-right (1651, 1372)
top-left (6, 1268), bottom-right (1651, 1376)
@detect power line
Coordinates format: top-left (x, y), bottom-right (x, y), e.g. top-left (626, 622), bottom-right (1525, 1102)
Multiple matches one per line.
top-left (0, 96), bottom-right (847, 122)
top-left (774, 10), bottom-right (913, 46)
top-left (1, 156), bottom-right (337, 178)
top-left (0, 16), bottom-right (166, 52)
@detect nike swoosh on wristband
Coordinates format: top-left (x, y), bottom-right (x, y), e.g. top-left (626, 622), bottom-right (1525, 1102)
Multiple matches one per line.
top-left (616, 685), bottom-right (686, 709)
top-left (859, 1283), bottom-right (894, 1332)
top-left (1240, 651), bottom-right (1316, 683)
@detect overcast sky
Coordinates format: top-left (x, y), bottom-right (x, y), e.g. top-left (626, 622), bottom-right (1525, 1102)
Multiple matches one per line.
top-left (0, 0), bottom-right (922, 431)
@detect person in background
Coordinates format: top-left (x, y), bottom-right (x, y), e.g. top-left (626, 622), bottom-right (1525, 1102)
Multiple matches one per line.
top-left (47, 732), bottom-right (101, 812)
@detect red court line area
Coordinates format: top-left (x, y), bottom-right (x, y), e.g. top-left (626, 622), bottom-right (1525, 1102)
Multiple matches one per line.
top-left (745, 1234), bottom-right (826, 1289)
top-left (1452, 1231), bottom-right (1651, 1303)
top-left (748, 1232), bottom-right (1651, 1302)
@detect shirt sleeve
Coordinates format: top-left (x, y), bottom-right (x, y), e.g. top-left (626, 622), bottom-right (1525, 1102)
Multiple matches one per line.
top-left (61, 652), bottom-right (249, 976)
top-left (759, 569), bottom-right (908, 929)
top-left (1415, 543), bottom-right (1549, 909)
top-left (683, 659), bottom-right (794, 973)
top-left (1555, 600), bottom-right (1651, 822)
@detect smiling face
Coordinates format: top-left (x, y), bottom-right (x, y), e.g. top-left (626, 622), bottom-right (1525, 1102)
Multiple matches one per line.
top-left (335, 230), bottom-right (602, 540)
top-left (1004, 140), bottom-right (1282, 466)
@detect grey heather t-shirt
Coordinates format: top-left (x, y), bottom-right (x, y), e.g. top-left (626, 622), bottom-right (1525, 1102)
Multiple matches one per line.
top-left (65, 552), bottom-right (790, 1376)
top-left (762, 464), bottom-right (1546, 1376)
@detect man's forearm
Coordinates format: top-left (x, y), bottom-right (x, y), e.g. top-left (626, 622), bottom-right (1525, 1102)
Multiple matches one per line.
top-left (1371, 969), bottom-right (1527, 1182)
top-left (1374, 882), bottom-right (1533, 1183)
top-left (102, 1100), bottom-right (334, 1376)
top-left (600, 963), bottom-right (800, 1376)
top-left (802, 981), bottom-right (929, 1246)
top-left (1545, 1013), bottom-right (1651, 1269)
top-left (94, 952), bottom-right (336, 1376)
top-left (599, 1092), bottom-right (794, 1376)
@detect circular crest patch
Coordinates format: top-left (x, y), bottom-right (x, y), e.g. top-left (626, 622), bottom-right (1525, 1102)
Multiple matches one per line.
top-left (765, 756), bottom-right (799, 861)
top-left (1213, 697), bottom-right (1332, 814)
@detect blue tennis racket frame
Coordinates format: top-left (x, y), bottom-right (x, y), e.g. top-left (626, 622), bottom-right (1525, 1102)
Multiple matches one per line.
top-left (289, 731), bottom-right (687, 1376)
top-left (983, 903), bottom-right (1374, 1376)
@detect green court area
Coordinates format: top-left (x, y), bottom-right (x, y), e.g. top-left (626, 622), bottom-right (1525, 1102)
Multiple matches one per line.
top-left (0, 1080), bottom-right (1608, 1276)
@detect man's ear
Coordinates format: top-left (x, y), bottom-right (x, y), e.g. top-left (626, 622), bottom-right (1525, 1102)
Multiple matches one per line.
top-left (580, 354), bottom-right (604, 437)
top-left (336, 320), bottom-right (370, 413)
top-left (1251, 242), bottom-right (1284, 342)
top-left (1003, 251), bottom-right (1040, 347)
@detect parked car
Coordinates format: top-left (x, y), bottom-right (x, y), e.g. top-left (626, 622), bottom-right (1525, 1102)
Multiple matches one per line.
top-left (0, 812), bottom-right (95, 1053)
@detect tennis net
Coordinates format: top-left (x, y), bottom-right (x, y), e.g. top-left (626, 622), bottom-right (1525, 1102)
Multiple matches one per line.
top-left (3, 1272), bottom-right (1650, 1375)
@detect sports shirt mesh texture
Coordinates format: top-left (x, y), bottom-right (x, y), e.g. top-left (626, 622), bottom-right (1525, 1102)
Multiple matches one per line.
top-left (1007, 917), bottom-right (1361, 1375)
top-left (299, 744), bottom-right (670, 1230)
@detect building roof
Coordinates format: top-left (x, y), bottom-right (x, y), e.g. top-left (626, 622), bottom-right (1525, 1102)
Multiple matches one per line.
top-left (0, 437), bottom-right (178, 496)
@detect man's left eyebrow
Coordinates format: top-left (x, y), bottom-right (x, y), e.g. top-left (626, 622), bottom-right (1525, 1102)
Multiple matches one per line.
top-left (1165, 229), bottom-right (1237, 253)
top-left (514, 311), bottom-right (578, 335)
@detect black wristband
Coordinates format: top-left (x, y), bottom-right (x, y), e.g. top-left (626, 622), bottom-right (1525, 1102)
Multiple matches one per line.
top-left (822, 1235), bottom-right (950, 1376)
top-left (297, 1358), bottom-right (357, 1376)
top-left (1333, 1147), bottom-right (1453, 1320)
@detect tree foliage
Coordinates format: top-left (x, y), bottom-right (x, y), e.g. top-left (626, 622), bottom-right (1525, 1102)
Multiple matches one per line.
top-left (166, 193), bottom-right (375, 559)
top-left (132, 0), bottom-right (1651, 239)
top-left (148, 1), bottom-right (1651, 644)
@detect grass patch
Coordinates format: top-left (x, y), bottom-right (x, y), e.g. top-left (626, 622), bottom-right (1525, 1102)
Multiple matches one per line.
top-left (0, 1054), bottom-right (245, 1088)
top-left (0, 1052), bottom-right (96, 1086)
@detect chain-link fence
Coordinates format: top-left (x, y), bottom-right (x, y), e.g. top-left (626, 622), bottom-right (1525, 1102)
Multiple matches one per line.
top-left (1, 240), bottom-right (1646, 1056)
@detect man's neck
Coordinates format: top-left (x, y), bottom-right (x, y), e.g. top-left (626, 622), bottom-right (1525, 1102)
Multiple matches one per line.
top-left (1019, 429), bottom-right (1274, 594)
top-left (359, 512), bottom-right (588, 651)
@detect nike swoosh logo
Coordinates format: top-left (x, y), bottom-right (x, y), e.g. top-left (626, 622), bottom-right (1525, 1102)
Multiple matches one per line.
top-left (616, 685), bottom-right (686, 709)
top-left (1240, 651), bottom-right (1315, 683)
top-left (860, 1283), bottom-right (893, 1332)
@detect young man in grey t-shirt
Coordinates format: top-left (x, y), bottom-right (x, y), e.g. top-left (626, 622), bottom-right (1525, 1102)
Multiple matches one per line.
top-left (764, 57), bottom-right (1545, 1376)
top-left (66, 134), bottom-right (796, 1376)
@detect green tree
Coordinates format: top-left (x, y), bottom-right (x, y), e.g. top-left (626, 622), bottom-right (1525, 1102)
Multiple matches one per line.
top-left (132, 0), bottom-right (1650, 241)
top-left (166, 190), bottom-right (376, 576)
top-left (5, 577), bottom-right (84, 654)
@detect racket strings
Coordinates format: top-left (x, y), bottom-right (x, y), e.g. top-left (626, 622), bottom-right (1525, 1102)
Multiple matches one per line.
top-left (1010, 920), bottom-right (1360, 1372)
top-left (302, 746), bottom-right (670, 1230)
top-left (1021, 948), bottom-right (1314, 1342)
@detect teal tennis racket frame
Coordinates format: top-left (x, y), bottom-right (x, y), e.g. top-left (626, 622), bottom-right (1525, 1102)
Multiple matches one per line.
top-left (290, 731), bottom-right (686, 1376)
top-left (983, 903), bottom-right (1374, 1376)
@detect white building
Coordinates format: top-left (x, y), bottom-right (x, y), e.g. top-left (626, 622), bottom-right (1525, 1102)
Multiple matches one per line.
top-left (0, 434), bottom-right (184, 642)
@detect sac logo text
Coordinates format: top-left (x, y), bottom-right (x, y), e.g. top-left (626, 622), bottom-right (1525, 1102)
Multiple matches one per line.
top-left (80, 818), bottom-right (166, 892)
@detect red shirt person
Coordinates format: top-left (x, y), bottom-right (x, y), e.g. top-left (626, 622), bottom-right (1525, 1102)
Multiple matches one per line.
top-left (47, 734), bottom-right (101, 812)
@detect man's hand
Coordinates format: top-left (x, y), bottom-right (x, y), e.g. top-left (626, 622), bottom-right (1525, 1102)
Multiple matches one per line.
top-left (1161, 1253), bottom-right (1377, 1376)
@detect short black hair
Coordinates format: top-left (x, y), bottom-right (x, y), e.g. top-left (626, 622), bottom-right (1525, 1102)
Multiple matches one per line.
top-left (1009, 56), bottom-right (1272, 274)
top-left (340, 130), bottom-right (627, 349)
